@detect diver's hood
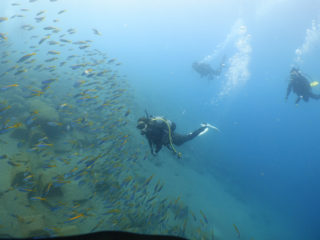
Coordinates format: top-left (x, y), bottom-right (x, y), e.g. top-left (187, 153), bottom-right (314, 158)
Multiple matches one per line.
top-left (137, 121), bottom-right (146, 129)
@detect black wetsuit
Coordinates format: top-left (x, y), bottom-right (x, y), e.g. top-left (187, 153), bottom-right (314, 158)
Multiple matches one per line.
top-left (192, 61), bottom-right (223, 80)
top-left (286, 70), bottom-right (320, 104)
top-left (144, 117), bottom-right (206, 155)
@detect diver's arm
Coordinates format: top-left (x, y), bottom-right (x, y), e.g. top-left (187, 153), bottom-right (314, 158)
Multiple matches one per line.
top-left (286, 82), bottom-right (293, 99)
top-left (309, 92), bottom-right (320, 100)
top-left (295, 96), bottom-right (301, 104)
top-left (147, 138), bottom-right (155, 155)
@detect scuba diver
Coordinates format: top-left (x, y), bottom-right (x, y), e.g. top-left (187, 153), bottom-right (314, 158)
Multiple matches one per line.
top-left (286, 67), bottom-right (320, 104)
top-left (192, 56), bottom-right (225, 80)
top-left (137, 112), bottom-right (219, 158)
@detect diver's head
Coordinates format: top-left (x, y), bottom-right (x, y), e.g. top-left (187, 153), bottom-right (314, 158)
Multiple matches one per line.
top-left (192, 62), bottom-right (200, 69)
top-left (137, 117), bottom-right (149, 135)
top-left (290, 67), bottom-right (300, 78)
top-left (291, 67), bottom-right (299, 74)
top-left (137, 117), bottom-right (147, 129)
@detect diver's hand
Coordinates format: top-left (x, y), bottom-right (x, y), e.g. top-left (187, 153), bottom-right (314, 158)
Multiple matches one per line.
top-left (151, 150), bottom-right (156, 156)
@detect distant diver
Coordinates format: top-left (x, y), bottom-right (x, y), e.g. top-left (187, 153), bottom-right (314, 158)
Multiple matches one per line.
top-left (192, 56), bottom-right (225, 80)
top-left (137, 111), bottom-right (219, 158)
top-left (286, 67), bottom-right (320, 104)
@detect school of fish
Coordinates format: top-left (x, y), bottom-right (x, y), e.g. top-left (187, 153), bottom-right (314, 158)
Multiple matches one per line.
top-left (0, 0), bottom-right (252, 240)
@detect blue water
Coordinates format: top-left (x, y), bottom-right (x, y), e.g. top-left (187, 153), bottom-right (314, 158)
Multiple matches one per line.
top-left (120, 1), bottom-right (320, 238)
top-left (1, 0), bottom-right (320, 239)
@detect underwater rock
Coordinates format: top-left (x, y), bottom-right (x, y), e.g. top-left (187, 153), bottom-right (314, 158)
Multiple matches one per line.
top-left (29, 130), bottom-right (45, 146)
top-left (73, 199), bottom-right (89, 205)
top-left (28, 99), bottom-right (59, 122)
top-left (25, 174), bottom-right (64, 210)
top-left (41, 124), bottom-right (64, 139)
top-left (9, 103), bottom-right (27, 119)
top-left (27, 99), bottom-right (63, 138)
top-left (0, 234), bottom-right (14, 238)
top-left (53, 140), bottom-right (72, 154)
top-left (27, 230), bottom-right (50, 238)
top-left (10, 127), bottom-right (29, 141)
top-left (63, 181), bottom-right (95, 209)
top-left (42, 182), bottom-right (63, 199)
top-left (10, 157), bottom-right (31, 191)
top-left (95, 180), bottom-right (120, 194)
top-left (11, 172), bottom-right (26, 187)
top-left (19, 214), bottom-right (46, 238)
top-left (95, 181), bottom-right (109, 193)
top-left (56, 225), bottom-right (79, 237)
top-left (38, 173), bottom-right (63, 199)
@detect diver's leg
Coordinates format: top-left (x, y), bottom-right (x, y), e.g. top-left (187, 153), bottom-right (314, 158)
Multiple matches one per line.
top-left (309, 92), bottom-right (320, 100)
top-left (172, 127), bottom-right (207, 146)
top-left (155, 143), bottom-right (162, 153)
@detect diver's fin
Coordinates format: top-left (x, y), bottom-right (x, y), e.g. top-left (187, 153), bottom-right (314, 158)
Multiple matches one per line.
top-left (198, 127), bottom-right (209, 136)
top-left (201, 123), bottom-right (221, 132)
top-left (145, 109), bottom-right (149, 118)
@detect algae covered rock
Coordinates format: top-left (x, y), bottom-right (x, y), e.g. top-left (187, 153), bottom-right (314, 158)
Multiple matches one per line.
top-left (53, 139), bottom-right (72, 154)
top-left (27, 99), bottom-right (63, 138)
top-left (27, 99), bottom-right (59, 123)
top-left (10, 127), bottom-right (29, 141)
